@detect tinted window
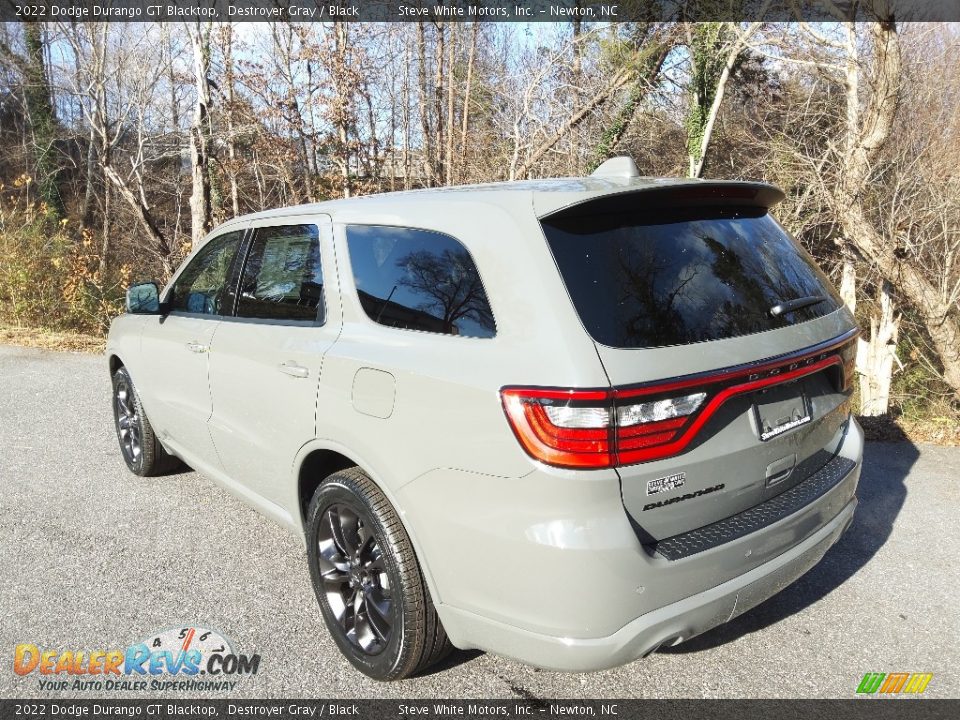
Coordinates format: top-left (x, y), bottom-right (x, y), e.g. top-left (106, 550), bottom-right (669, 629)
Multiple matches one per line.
top-left (542, 207), bottom-right (841, 348)
top-left (236, 225), bottom-right (324, 323)
top-left (169, 231), bottom-right (243, 315)
top-left (346, 225), bottom-right (495, 338)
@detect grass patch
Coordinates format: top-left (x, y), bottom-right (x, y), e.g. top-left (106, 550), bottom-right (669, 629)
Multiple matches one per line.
top-left (857, 412), bottom-right (960, 446)
top-left (0, 323), bottom-right (105, 353)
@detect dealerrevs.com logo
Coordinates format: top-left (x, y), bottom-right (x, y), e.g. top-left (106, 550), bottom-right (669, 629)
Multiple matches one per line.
top-left (13, 626), bottom-right (260, 692)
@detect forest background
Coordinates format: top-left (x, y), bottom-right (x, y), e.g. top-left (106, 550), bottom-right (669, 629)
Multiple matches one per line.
top-left (1, 14), bottom-right (958, 441)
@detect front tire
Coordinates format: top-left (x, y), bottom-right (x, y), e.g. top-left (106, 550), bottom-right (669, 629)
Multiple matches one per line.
top-left (306, 467), bottom-right (451, 680)
top-left (111, 366), bottom-right (180, 477)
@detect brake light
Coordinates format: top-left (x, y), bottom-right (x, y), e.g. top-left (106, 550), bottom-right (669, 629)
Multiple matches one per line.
top-left (501, 388), bottom-right (705, 469)
top-left (501, 389), bottom-right (613, 468)
top-left (501, 332), bottom-right (858, 469)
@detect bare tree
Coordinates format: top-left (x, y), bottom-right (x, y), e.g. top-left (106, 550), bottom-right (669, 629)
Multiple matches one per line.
top-left (511, 25), bottom-right (676, 180)
top-left (186, 21), bottom-right (214, 247)
top-left (0, 24), bottom-right (64, 218)
top-left (684, 20), bottom-right (764, 178)
top-left (1, 16), bottom-right (957, 426)
top-left (59, 24), bottom-right (177, 276)
top-left (834, 20), bottom-right (960, 398)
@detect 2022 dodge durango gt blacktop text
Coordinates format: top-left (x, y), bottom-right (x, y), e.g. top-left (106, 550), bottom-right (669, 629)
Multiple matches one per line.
top-left (107, 157), bottom-right (864, 681)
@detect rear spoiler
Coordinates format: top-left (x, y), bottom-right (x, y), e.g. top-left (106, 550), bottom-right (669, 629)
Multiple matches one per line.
top-left (538, 182), bottom-right (786, 221)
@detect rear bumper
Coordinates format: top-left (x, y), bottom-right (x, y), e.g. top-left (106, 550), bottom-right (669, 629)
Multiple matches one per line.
top-left (439, 493), bottom-right (855, 671)
top-left (403, 418), bottom-right (863, 672)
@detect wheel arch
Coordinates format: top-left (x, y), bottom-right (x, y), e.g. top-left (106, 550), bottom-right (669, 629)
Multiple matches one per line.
top-left (293, 441), bottom-right (444, 606)
top-left (297, 448), bottom-right (357, 529)
top-left (108, 353), bottom-right (124, 376)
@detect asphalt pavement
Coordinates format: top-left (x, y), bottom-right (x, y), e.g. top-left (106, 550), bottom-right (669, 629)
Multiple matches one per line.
top-left (1, 344), bottom-right (958, 699)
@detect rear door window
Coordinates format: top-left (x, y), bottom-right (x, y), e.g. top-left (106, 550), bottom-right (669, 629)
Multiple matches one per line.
top-left (541, 207), bottom-right (841, 348)
top-left (345, 225), bottom-right (496, 338)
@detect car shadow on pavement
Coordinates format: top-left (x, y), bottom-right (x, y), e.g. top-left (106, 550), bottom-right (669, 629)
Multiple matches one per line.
top-left (659, 441), bottom-right (918, 654)
top-left (415, 648), bottom-right (485, 677)
top-left (158, 460), bottom-right (194, 476)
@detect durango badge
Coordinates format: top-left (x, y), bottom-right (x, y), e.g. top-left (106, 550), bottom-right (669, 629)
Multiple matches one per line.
top-left (643, 484), bottom-right (725, 511)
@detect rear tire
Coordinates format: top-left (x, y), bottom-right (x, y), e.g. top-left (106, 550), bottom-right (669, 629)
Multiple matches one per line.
top-left (306, 467), bottom-right (451, 680)
top-left (111, 366), bottom-right (181, 477)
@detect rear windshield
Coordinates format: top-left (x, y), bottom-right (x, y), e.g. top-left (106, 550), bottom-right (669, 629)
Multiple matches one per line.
top-left (541, 206), bottom-right (841, 349)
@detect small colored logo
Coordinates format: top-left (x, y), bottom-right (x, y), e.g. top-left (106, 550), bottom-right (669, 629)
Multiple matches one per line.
top-left (856, 672), bottom-right (933, 696)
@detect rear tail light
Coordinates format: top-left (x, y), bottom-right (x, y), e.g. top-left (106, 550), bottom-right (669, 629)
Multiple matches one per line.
top-left (501, 388), bottom-right (705, 469)
top-left (501, 332), bottom-right (858, 469)
top-left (501, 389), bottom-right (612, 468)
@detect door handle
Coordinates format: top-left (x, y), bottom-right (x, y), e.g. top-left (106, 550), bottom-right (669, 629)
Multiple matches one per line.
top-left (186, 341), bottom-right (208, 354)
top-left (278, 361), bottom-right (309, 378)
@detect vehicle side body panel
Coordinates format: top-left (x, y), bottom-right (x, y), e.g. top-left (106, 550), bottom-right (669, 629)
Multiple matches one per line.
top-left (206, 215), bottom-right (341, 527)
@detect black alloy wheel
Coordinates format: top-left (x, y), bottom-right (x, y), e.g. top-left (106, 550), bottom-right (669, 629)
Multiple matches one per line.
top-left (316, 503), bottom-right (395, 654)
top-left (306, 467), bottom-right (451, 680)
top-left (111, 366), bottom-right (180, 477)
top-left (114, 374), bottom-right (142, 467)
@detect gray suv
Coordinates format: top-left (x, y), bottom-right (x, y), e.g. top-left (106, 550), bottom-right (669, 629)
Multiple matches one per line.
top-left (107, 158), bottom-right (863, 680)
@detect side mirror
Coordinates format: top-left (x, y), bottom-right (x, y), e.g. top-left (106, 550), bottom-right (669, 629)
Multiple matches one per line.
top-left (126, 282), bottom-right (164, 315)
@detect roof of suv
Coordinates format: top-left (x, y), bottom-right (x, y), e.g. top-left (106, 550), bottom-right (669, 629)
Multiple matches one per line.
top-left (219, 158), bottom-right (784, 231)
top-left (218, 157), bottom-right (784, 243)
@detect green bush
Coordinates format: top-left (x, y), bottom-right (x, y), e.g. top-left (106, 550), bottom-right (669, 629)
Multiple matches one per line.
top-left (0, 179), bottom-right (126, 335)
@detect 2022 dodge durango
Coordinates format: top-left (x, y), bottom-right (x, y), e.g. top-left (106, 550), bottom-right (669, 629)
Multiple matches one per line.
top-left (107, 157), bottom-right (863, 680)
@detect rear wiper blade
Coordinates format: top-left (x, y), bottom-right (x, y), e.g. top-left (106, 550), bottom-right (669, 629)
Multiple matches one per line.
top-left (769, 295), bottom-right (828, 317)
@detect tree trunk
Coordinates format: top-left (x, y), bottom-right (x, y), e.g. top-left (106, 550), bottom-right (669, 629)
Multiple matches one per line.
top-left (223, 26), bottom-right (241, 218)
top-left (334, 21), bottom-right (351, 198)
top-left (434, 21), bottom-right (446, 184)
top-left (252, 149), bottom-right (266, 210)
top-left (103, 164), bottom-right (174, 276)
top-left (22, 24), bottom-right (63, 219)
top-left (842, 202), bottom-right (960, 395)
top-left (402, 35), bottom-right (412, 190)
top-left (689, 48), bottom-right (733, 179)
top-left (187, 23), bottom-right (214, 249)
top-left (416, 21), bottom-right (435, 186)
top-left (569, 7), bottom-right (583, 169)
top-left (444, 23), bottom-right (456, 186)
top-left (363, 84), bottom-right (380, 183)
top-left (459, 21), bottom-right (478, 183)
top-left (687, 23), bottom-right (760, 179)
top-left (857, 282), bottom-right (901, 416)
top-left (838, 20), bottom-right (960, 399)
top-left (839, 251), bottom-right (857, 314)
top-left (80, 126), bottom-right (97, 230)
top-left (98, 155), bottom-right (111, 279)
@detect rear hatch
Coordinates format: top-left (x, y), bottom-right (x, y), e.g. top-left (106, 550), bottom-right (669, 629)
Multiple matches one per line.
top-left (538, 184), bottom-right (857, 542)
